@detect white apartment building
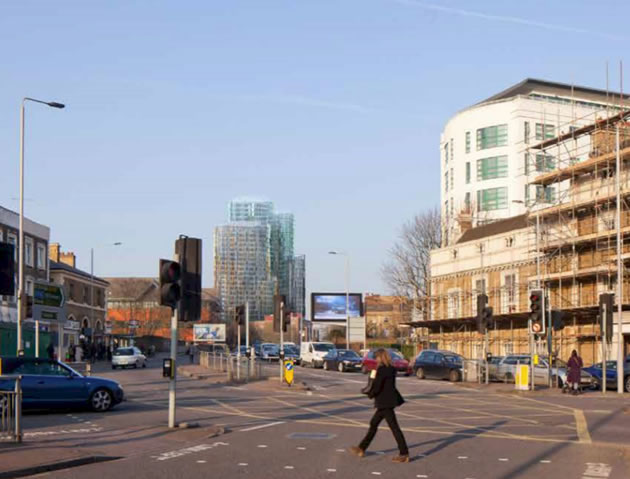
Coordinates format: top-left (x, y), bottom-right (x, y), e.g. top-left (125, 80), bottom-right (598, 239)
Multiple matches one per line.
top-left (440, 78), bottom-right (627, 246)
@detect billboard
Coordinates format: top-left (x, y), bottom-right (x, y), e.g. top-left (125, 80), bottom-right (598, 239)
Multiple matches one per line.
top-left (311, 293), bottom-right (362, 322)
top-left (193, 324), bottom-right (226, 342)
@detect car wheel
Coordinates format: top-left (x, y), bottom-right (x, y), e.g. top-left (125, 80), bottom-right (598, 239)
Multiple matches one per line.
top-left (552, 376), bottom-right (563, 389)
top-left (416, 367), bottom-right (425, 379)
top-left (142, 360), bottom-right (147, 368)
top-left (625, 376), bottom-right (630, 393)
top-left (449, 370), bottom-right (460, 382)
top-left (338, 363), bottom-right (345, 373)
top-left (90, 388), bottom-right (113, 412)
top-left (323, 362), bottom-right (328, 371)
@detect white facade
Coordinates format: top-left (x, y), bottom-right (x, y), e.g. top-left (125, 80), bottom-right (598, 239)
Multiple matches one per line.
top-left (440, 79), bottom-right (624, 246)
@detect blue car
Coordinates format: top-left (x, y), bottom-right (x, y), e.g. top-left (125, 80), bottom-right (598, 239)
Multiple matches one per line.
top-left (0, 357), bottom-right (124, 412)
top-left (583, 359), bottom-right (630, 393)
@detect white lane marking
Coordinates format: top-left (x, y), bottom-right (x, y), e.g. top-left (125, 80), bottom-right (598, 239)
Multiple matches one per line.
top-left (240, 421), bottom-right (285, 432)
top-left (284, 466), bottom-right (294, 470)
top-left (336, 449), bottom-right (345, 452)
top-left (257, 444), bottom-right (268, 448)
top-left (499, 458), bottom-right (509, 462)
top-left (327, 469), bottom-right (337, 473)
top-left (152, 442), bottom-right (229, 462)
top-left (25, 427), bottom-right (102, 437)
top-left (297, 447), bottom-right (306, 450)
top-left (582, 462), bottom-right (611, 478)
top-left (238, 463), bottom-right (248, 466)
top-left (417, 475), bottom-right (428, 478)
top-left (371, 473), bottom-right (382, 476)
top-left (197, 460), bottom-right (206, 464)
top-left (458, 456), bottom-right (468, 459)
top-left (540, 460), bottom-right (551, 464)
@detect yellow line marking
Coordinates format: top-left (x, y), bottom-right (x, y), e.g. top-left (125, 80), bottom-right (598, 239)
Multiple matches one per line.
top-left (268, 396), bottom-right (365, 426)
top-left (574, 409), bottom-right (592, 444)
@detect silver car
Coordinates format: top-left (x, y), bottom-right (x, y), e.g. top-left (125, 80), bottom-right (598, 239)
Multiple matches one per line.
top-left (112, 347), bottom-right (147, 369)
top-left (495, 355), bottom-right (594, 387)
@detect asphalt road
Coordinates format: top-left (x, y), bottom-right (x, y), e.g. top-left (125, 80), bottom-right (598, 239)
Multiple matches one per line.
top-left (17, 357), bottom-right (630, 479)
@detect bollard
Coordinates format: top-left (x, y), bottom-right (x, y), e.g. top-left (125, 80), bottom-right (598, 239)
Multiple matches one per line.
top-left (14, 376), bottom-right (22, 443)
top-left (85, 362), bottom-right (92, 377)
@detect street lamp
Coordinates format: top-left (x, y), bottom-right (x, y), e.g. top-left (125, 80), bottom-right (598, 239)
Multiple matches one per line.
top-left (328, 251), bottom-right (350, 348)
top-left (17, 97), bottom-right (65, 356)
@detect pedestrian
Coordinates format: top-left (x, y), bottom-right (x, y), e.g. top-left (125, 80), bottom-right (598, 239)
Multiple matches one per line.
top-left (46, 342), bottom-right (55, 360)
top-left (350, 348), bottom-right (409, 463)
top-left (567, 349), bottom-right (583, 395)
top-left (189, 343), bottom-right (196, 364)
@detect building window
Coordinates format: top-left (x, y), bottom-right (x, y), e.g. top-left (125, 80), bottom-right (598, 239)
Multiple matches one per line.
top-left (36, 243), bottom-right (45, 270)
top-left (524, 153), bottom-right (529, 175)
top-left (444, 171), bottom-right (449, 192)
top-left (535, 123), bottom-right (555, 140)
top-left (477, 155), bottom-right (508, 180)
top-left (69, 282), bottom-right (74, 301)
top-left (525, 185), bottom-right (530, 205)
top-left (25, 238), bottom-right (33, 267)
top-left (503, 274), bottom-right (516, 312)
top-left (450, 168), bottom-right (454, 190)
top-left (465, 192), bottom-right (471, 211)
top-left (450, 139), bottom-right (454, 163)
top-left (477, 187), bottom-right (508, 211)
top-left (535, 185), bottom-right (555, 203)
top-left (475, 279), bottom-right (486, 294)
top-left (535, 154), bottom-right (555, 172)
top-left (476, 124), bottom-right (508, 150)
top-left (524, 121), bottom-right (530, 144)
top-left (7, 233), bottom-right (17, 261)
top-left (465, 162), bottom-right (471, 184)
top-left (505, 236), bottom-right (514, 247)
top-left (465, 131), bottom-right (471, 153)
top-left (444, 143), bottom-right (449, 165)
top-left (25, 278), bottom-right (34, 296)
top-left (84, 285), bottom-right (89, 303)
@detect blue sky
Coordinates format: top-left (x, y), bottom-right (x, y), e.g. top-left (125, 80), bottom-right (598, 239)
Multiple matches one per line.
top-left (0, 0), bottom-right (628, 295)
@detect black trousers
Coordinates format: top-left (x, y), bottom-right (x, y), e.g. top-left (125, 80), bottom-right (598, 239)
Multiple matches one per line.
top-left (359, 408), bottom-right (408, 455)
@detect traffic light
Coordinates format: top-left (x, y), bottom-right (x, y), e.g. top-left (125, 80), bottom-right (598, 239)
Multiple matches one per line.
top-left (159, 259), bottom-right (181, 309)
top-left (26, 295), bottom-right (33, 319)
top-left (283, 310), bottom-right (290, 333)
top-left (529, 289), bottom-right (545, 335)
top-left (599, 293), bottom-right (614, 343)
top-left (273, 294), bottom-right (286, 332)
top-left (552, 310), bottom-right (565, 331)
top-left (476, 294), bottom-right (489, 334)
top-left (176, 237), bottom-right (202, 322)
top-left (235, 304), bottom-right (245, 326)
top-left (0, 243), bottom-right (14, 296)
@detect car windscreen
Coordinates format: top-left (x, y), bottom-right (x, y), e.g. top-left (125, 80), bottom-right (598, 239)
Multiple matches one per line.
top-left (388, 350), bottom-right (403, 360)
top-left (114, 348), bottom-right (134, 356)
top-left (339, 351), bottom-right (360, 359)
top-left (313, 344), bottom-right (335, 352)
top-left (262, 345), bottom-right (278, 353)
top-left (284, 346), bottom-right (299, 354)
top-left (443, 355), bottom-right (462, 365)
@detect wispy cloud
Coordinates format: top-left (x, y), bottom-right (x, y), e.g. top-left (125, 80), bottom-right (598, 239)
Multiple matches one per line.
top-left (389, 0), bottom-right (627, 41)
top-left (233, 94), bottom-right (376, 114)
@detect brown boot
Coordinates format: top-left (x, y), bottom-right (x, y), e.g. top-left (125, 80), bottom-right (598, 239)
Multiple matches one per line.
top-left (349, 446), bottom-right (365, 458)
top-left (392, 454), bottom-right (410, 463)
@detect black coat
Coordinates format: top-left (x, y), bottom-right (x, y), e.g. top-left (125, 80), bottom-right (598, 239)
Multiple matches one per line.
top-left (366, 365), bottom-right (405, 410)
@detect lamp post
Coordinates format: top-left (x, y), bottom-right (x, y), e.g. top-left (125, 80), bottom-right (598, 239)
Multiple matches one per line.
top-left (329, 251), bottom-right (350, 348)
top-left (17, 98), bottom-right (65, 356)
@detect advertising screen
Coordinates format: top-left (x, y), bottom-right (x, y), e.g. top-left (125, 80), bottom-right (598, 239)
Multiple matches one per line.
top-left (193, 324), bottom-right (226, 342)
top-left (311, 293), bottom-right (362, 322)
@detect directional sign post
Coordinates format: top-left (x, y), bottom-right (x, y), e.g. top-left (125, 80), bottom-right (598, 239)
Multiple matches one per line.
top-left (33, 281), bottom-right (66, 359)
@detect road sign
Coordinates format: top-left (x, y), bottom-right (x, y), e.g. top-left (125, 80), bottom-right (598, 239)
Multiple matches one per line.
top-left (34, 281), bottom-right (65, 308)
top-left (284, 360), bottom-right (294, 386)
top-left (129, 319), bottom-right (140, 328)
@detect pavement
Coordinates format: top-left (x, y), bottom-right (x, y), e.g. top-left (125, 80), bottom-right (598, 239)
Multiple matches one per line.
top-left (1, 357), bottom-right (629, 478)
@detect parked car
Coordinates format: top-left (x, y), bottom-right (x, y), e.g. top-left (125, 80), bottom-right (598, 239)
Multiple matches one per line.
top-left (0, 356), bottom-right (124, 412)
top-left (583, 360), bottom-right (630, 392)
top-left (495, 355), bottom-right (595, 388)
top-left (300, 342), bottom-right (336, 368)
top-left (413, 350), bottom-right (463, 382)
top-left (197, 343), bottom-right (230, 356)
top-left (230, 346), bottom-right (250, 358)
top-left (283, 344), bottom-right (301, 365)
top-left (487, 355), bottom-right (504, 380)
top-left (112, 347), bottom-right (146, 369)
top-left (322, 349), bottom-right (363, 372)
top-left (362, 349), bottom-right (412, 376)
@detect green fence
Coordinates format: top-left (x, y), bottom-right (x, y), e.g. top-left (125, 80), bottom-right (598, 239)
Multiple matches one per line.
top-left (0, 323), bottom-right (51, 357)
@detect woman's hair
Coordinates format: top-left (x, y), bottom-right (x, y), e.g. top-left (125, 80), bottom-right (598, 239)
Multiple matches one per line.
top-left (375, 348), bottom-right (393, 367)
top-left (571, 349), bottom-right (578, 358)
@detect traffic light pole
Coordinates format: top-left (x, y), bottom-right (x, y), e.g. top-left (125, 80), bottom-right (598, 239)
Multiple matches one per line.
top-left (168, 305), bottom-right (178, 428)
top-left (280, 301), bottom-right (284, 383)
top-left (602, 302), bottom-right (607, 395)
top-left (237, 322), bottom-right (241, 381)
top-left (246, 302), bottom-right (250, 379)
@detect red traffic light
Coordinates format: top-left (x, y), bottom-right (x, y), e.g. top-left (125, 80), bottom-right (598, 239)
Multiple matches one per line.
top-left (160, 260), bottom-right (180, 283)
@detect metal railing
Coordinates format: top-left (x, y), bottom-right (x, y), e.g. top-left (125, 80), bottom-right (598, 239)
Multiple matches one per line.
top-left (0, 376), bottom-right (22, 443)
top-left (199, 352), bottom-right (270, 382)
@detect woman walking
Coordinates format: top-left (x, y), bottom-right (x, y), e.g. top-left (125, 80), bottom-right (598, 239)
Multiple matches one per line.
top-left (351, 348), bottom-right (409, 463)
top-left (567, 349), bottom-right (583, 395)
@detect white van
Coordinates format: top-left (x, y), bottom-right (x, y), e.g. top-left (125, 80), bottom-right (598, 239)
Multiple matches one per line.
top-left (300, 342), bottom-right (336, 368)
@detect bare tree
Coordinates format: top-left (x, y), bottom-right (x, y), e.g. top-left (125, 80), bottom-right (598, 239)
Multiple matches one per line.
top-left (381, 207), bottom-right (442, 307)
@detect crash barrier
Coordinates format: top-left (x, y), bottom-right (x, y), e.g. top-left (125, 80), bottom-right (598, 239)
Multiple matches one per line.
top-left (199, 352), bottom-right (270, 382)
top-left (0, 376), bottom-right (22, 443)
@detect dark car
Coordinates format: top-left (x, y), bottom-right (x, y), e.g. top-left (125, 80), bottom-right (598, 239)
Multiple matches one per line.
top-left (322, 349), bottom-right (362, 372)
top-left (583, 360), bottom-right (630, 392)
top-left (282, 345), bottom-right (301, 365)
top-left (362, 349), bottom-right (412, 376)
top-left (0, 357), bottom-right (124, 412)
top-left (413, 350), bottom-right (463, 382)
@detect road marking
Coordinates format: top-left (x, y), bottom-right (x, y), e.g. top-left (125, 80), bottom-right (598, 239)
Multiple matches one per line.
top-left (336, 448), bottom-right (345, 452)
top-left (327, 469), bottom-right (337, 472)
top-left (24, 427), bottom-right (102, 437)
top-left (197, 460), bottom-right (206, 464)
top-left (458, 456), bottom-right (468, 459)
top-left (417, 475), bottom-right (428, 478)
top-left (540, 460), bottom-right (551, 464)
top-left (284, 466), bottom-right (294, 470)
top-left (238, 463), bottom-right (248, 466)
top-left (152, 442), bottom-right (229, 462)
top-left (371, 473), bottom-right (382, 476)
top-left (297, 447), bottom-right (307, 450)
top-left (583, 462), bottom-right (611, 478)
top-left (257, 444), bottom-right (268, 448)
top-left (574, 409), bottom-right (592, 444)
top-left (241, 421), bottom-right (285, 432)
top-left (269, 396), bottom-right (365, 427)
top-left (499, 458), bottom-right (509, 462)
